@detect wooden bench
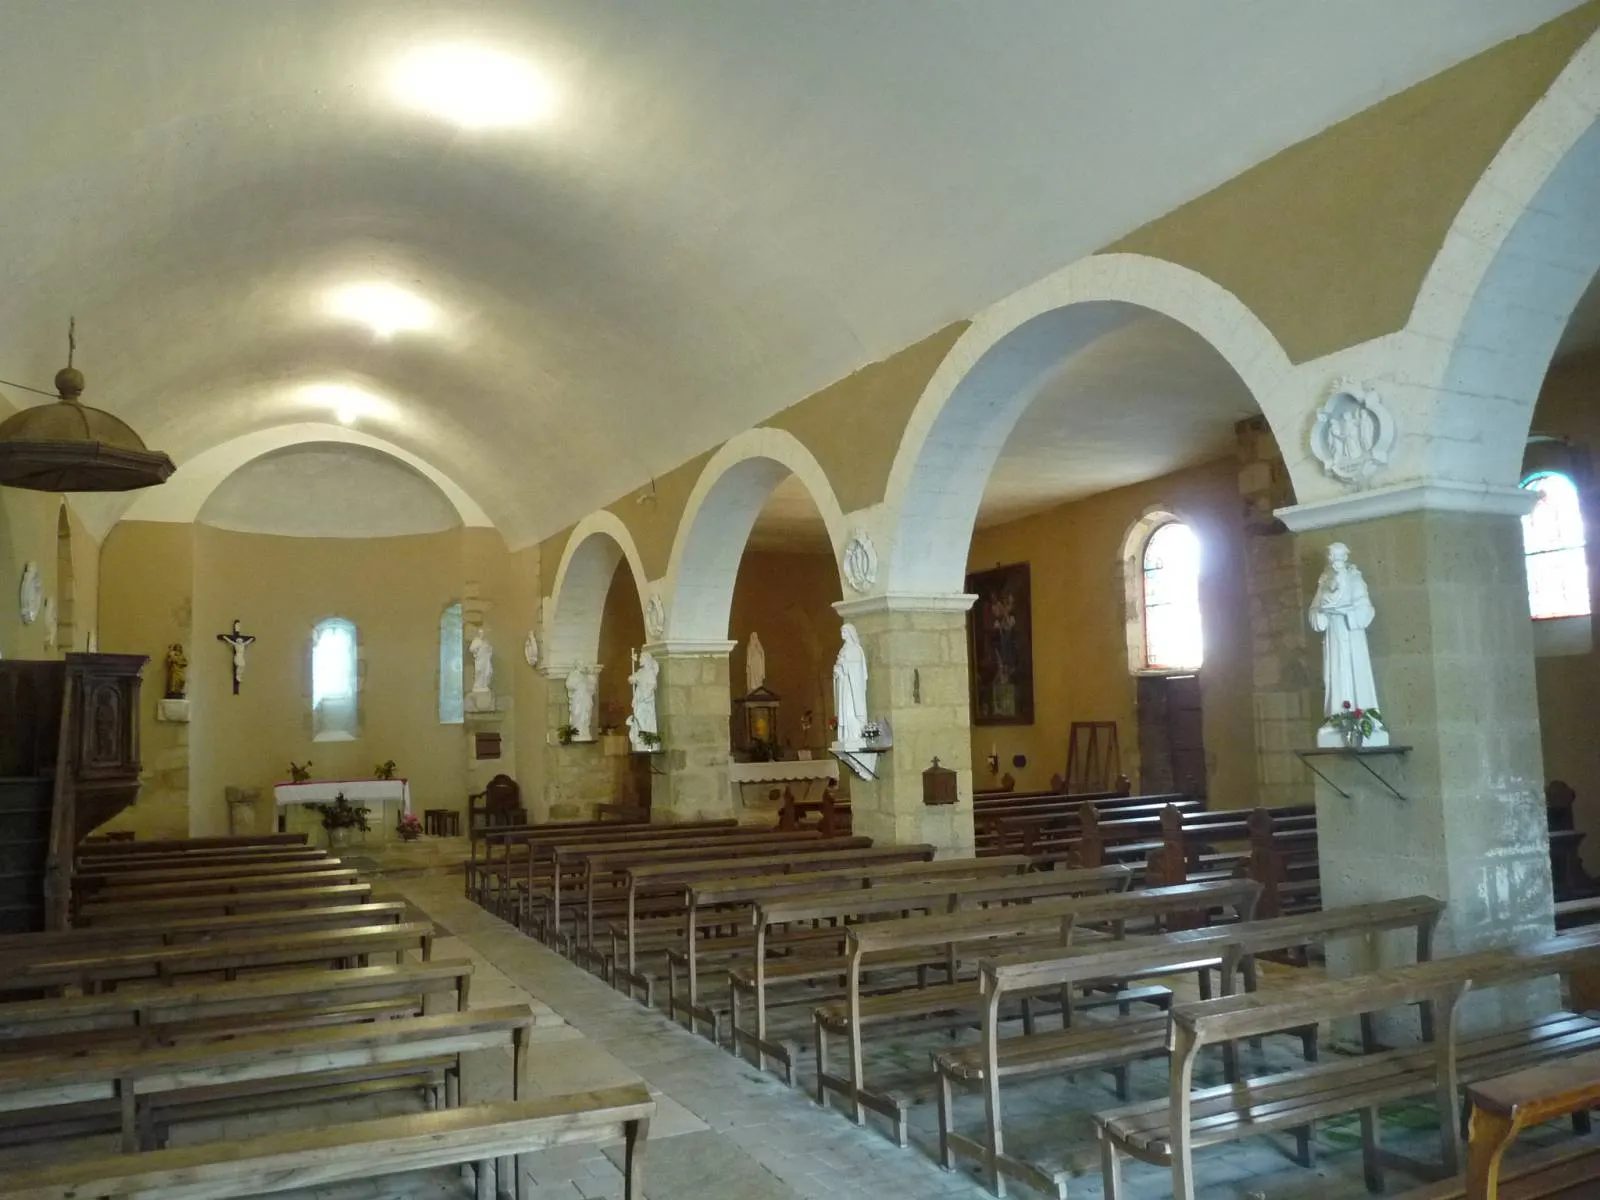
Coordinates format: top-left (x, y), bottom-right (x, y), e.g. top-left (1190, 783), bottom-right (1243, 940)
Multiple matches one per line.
top-left (942, 895), bottom-right (1442, 1197)
top-left (74, 833), bottom-right (308, 859)
top-left (72, 856), bottom-right (354, 900)
top-left (665, 855), bottom-right (1033, 1034)
top-left (975, 793), bottom-right (1193, 860)
top-left (0, 1085), bottom-right (653, 1200)
top-left (1098, 926), bottom-right (1600, 1200)
top-left (607, 843), bottom-right (934, 1001)
top-left (467, 819), bottom-right (659, 907)
top-left (0, 959), bottom-right (478, 1070)
top-left (731, 865), bottom-right (1134, 1081)
top-left (1144, 804), bottom-right (1314, 904)
top-left (0, 1002), bottom-right (555, 1192)
top-left (1245, 804), bottom-right (1322, 919)
top-left (84, 865), bottom-right (362, 903)
top-left (77, 881), bottom-right (376, 925)
top-left (815, 879), bottom-right (1260, 1146)
top-left (0, 920), bottom-right (435, 995)
top-left (72, 846), bottom-right (330, 874)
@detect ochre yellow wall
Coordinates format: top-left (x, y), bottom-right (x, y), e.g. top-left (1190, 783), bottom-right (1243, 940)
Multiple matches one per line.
top-left (1112, 2), bottom-right (1600, 363)
top-left (507, 543), bottom-right (547, 805)
top-left (966, 456), bottom-right (1257, 806)
top-left (729, 550), bottom-right (843, 753)
top-left (596, 564), bottom-right (647, 733)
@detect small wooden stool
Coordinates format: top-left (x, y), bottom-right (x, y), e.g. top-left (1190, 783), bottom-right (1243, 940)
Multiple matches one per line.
top-left (423, 809), bottom-right (448, 836)
top-left (438, 810), bottom-right (461, 836)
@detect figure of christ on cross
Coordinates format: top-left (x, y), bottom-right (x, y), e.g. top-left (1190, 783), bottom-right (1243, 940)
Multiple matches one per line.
top-left (217, 618), bottom-right (256, 695)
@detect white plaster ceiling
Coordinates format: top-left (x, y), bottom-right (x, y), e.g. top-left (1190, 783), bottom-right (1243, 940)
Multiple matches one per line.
top-left (197, 442), bottom-right (462, 539)
top-left (0, 1), bottom-right (1578, 547)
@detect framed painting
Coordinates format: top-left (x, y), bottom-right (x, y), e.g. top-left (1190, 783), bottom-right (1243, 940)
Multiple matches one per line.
top-left (966, 562), bottom-right (1034, 726)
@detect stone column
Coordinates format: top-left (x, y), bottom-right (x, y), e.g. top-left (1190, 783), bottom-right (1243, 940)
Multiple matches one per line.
top-left (832, 596), bottom-right (977, 856)
top-left (647, 641), bottom-right (736, 823)
top-left (1281, 501), bottom-right (1556, 1030)
top-left (1235, 416), bottom-right (1317, 807)
top-left (540, 665), bottom-right (609, 821)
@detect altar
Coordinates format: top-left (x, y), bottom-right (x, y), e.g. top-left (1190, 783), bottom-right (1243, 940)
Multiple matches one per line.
top-left (727, 759), bottom-right (839, 817)
top-left (272, 778), bottom-right (411, 839)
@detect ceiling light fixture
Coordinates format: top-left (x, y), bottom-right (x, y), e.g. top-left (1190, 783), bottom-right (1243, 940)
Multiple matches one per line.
top-left (298, 383), bottom-right (397, 427)
top-left (324, 282), bottom-right (437, 340)
top-left (388, 42), bottom-right (556, 131)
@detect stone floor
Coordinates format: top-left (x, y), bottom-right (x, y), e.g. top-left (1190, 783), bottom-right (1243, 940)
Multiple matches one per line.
top-left (13, 851), bottom-right (1587, 1199)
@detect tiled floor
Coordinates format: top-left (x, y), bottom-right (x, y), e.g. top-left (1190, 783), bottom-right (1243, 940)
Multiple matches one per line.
top-left (12, 857), bottom-right (1584, 1200)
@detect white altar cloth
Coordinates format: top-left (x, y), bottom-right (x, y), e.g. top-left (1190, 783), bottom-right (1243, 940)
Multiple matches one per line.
top-left (273, 778), bottom-right (411, 815)
top-left (727, 760), bottom-right (839, 811)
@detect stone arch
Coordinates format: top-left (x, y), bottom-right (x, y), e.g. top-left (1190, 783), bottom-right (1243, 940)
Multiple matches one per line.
top-left (881, 252), bottom-right (1295, 595)
top-left (545, 511), bottom-right (649, 670)
top-left (1408, 28), bottom-right (1600, 487)
top-left (663, 428), bottom-right (850, 643)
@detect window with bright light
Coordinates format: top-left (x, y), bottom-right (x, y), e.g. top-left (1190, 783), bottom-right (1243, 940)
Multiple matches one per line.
top-left (439, 603), bottom-right (464, 724)
top-left (1142, 522), bottom-right (1204, 671)
top-left (1521, 471), bottom-right (1590, 620)
top-left (312, 618), bottom-right (359, 741)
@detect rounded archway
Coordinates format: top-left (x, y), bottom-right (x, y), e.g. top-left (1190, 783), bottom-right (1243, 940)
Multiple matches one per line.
top-left (881, 253), bottom-right (1294, 595)
top-left (545, 512), bottom-right (650, 672)
top-left (662, 429), bottom-right (849, 644)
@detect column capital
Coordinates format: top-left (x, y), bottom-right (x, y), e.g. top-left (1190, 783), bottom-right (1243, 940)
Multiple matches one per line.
top-left (833, 592), bottom-right (977, 619)
top-left (538, 662), bottom-right (602, 681)
top-left (1276, 479), bottom-right (1535, 533)
top-left (641, 639), bottom-right (737, 658)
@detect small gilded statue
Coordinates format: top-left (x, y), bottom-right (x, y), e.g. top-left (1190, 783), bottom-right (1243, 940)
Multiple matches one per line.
top-left (374, 760), bottom-right (397, 781)
top-left (288, 760), bottom-right (313, 783)
top-left (163, 643), bottom-right (188, 699)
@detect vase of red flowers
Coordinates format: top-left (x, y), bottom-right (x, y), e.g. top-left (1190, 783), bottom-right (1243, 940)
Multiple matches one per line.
top-left (1323, 700), bottom-right (1383, 749)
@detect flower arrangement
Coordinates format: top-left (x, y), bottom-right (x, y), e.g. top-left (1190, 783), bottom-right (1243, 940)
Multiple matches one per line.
top-left (374, 760), bottom-right (398, 781)
top-left (557, 724), bottom-right (579, 745)
top-left (288, 760), bottom-right (313, 783)
top-left (396, 811), bottom-right (422, 841)
top-left (309, 792), bottom-right (371, 832)
top-left (637, 729), bottom-right (663, 750)
top-left (1323, 700), bottom-right (1384, 748)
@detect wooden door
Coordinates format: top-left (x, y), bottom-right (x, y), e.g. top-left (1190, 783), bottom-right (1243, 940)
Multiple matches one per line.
top-left (1135, 674), bottom-right (1206, 797)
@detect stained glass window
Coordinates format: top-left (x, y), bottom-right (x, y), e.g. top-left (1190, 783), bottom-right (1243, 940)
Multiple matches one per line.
top-left (1143, 522), bottom-right (1204, 671)
top-left (1521, 471), bottom-right (1590, 620)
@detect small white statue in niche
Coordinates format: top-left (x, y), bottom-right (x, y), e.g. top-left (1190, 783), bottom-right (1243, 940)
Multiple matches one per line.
top-left (1309, 542), bottom-right (1388, 747)
top-left (468, 628), bottom-right (494, 696)
top-left (832, 623), bottom-right (869, 750)
top-left (565, 665), bottom-right (598, 743)
top-left (745, 631), bottom-right (767, 695)
top-left (626, 650), bottom-right (660, 751)
top-left (1310, 379), bottom-right (1395, 485)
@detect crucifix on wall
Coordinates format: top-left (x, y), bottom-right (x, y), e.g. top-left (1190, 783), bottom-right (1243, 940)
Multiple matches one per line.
top-left (217, 619), bottom-right (256, 695)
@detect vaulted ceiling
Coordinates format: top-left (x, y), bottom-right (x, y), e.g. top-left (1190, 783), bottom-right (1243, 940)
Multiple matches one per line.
top-left (0, 1), bottom-right (1580, 546)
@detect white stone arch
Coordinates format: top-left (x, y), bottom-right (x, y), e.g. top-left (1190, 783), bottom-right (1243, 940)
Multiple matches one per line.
top-left (545, 511), bottom-right (649, 671)
top-left (663, 428), bottom-right (850, 643)
top-left (1408, 28), bottom-right (1600, 487)
top-left (881, 252), bottom-right (1295, 595)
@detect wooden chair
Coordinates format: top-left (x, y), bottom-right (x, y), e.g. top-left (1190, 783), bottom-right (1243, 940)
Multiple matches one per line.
top-left (468, 774), bottom-right (527, 831)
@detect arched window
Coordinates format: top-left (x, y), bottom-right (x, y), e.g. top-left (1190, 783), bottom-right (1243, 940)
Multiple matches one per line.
top-left (311, 618), bottom-right (359, 741)
top-left (1521, 471), bottom-right (1590, 620)
top-left (1141, 521), bottom-right (1204, 671)
top-left (439, 603), bottom-right (464, 724)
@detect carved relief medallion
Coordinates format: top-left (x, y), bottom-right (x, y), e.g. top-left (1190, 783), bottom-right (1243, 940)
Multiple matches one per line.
top-left (841, 530), bottom-right (878, 594)
top-left (1310, 379), bottom-right (1395, 485)
top-left (645, 590), bottom-right (666, 639)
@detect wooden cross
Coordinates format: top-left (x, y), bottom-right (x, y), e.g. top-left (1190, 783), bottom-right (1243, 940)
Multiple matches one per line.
top-left (217, 618), bottom-right (256, 695)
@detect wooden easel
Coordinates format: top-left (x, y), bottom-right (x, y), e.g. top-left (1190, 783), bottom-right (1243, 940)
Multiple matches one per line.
top-left (1064, 722), bottom-right (1120, 794)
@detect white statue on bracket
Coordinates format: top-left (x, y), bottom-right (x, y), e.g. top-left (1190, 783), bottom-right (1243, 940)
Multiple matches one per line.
top-left (565, 665), bottom-right (599, 743)
top-left (1310, 379), bottom-right (1395, 485)
top-left (832, 623), bottom-right (869, 750)
top-left (466, 627), bottom-right (494, 712)
top-left (745, 631), bottom-right (766, 695)
top-left (1309, 543), bottom-right (1388, 747)
top-left (626, 649), bottom-right (660, 751)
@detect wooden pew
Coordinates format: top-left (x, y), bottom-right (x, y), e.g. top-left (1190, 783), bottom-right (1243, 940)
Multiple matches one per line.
top-left (84, 866), bottom-right (362, 903)
top-left (466, 818), bottom-right (656, 906)
top-left (730, 865), bottom-right (1133, 1082)
top-left (813, 879), bottom-right (1260, 1146)
top-left (77, 881), bottom-right (375, 925)
top-left (607, 843), bottom-right (935, 1001)
top-left (1245, 804), bottom-right (1321, 919)
top-left (940, 895), bottom-right (1443, 1197)
top-left (72, 846), bottom-right (329, 875)
top-left (0, 900), bottom-right (410, 958)
top-left (976, 792), bottom-right (1193, 860)
top-left (0, 920), bottom-right (435, 995)
top-left (74, 855), bottom-right (352, 896)
top-left (1096, 926), bottom-right (1600, 1200)
top-left (0, 959), bottom-right (478, 1070)
top-left (666, 855), bottom-right (1033, 1035)
top-left (0, 1085), bottom-right (654, 1200)
top-left (74, 833), bottom-right (308, 859)
top-left (0, 1003), bottom-right (550, 1163)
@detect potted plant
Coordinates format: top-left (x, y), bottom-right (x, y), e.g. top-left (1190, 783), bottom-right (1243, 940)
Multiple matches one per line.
top-left (638, 729), bottom-right (663, 751)
top-left (558, 724), bottom-right (579, 745)
top-left (396, 811), bottom-right (422, 842)
top-left (374, 760), bottom-right (398, 781)
top-left (309, 792), bottom-right (371, 848)
top-left (1323, 700), bottom-right (1385, 749)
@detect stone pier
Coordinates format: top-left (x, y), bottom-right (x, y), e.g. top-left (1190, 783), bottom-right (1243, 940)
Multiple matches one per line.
top-left (647, 642), bottom-right (736, 823)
